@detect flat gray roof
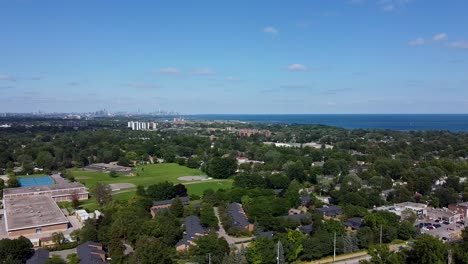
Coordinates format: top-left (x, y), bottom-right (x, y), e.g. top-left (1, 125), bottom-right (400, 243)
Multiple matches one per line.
top-left (3, 182), bottom-right (87, 196)
top-left (4, 195), bottom-right (69, 231)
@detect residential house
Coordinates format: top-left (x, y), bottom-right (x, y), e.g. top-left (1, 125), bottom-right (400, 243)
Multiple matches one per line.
top-left (176, 216), bottom-right (206, 251)
top-left (40, 237), bottom-right (55, 247)
top-left (77, 241), bottom-right (109, 264)
top-left (298, 224), bottom-right (313, 235)
top-left (315, 205), bottom-right (343, 218)
top-left (150, 196), bottom-right (190, 218)
top-left (26, 249), bottom-right (49, 264)
top-left (227, 203), bottom-right (254, 232)
top-left (344, 217), bottom-right (364, 231)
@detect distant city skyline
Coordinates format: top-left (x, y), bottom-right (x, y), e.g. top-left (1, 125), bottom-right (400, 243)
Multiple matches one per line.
top-left (1, 0), bottom-right (467, 114)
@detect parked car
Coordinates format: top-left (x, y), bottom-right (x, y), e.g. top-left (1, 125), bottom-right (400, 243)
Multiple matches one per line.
top-left (443, 221), bottom-right (450, 225)
top-left (447, 227), bottom-right (455, 231)
top-left (427, 226), bottom-right (435, 230)
top-left (434, 224), bottom-right (441, 228)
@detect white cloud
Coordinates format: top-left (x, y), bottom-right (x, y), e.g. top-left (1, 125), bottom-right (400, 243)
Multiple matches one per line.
top-left (263, 26), bottom-right (279, 36)
top-left (155, 67), bottom-right (181, 75)
top-left (0, 74), bottom-right (15, 81)
top-left (192, 69), bottom-right (216, 75)
top-left (409, 37), bottom-right (425, 46)
top-left (433, 33), bottom-right (448, 41)
top-left (448, 40), bottom-right (468, 49)
top-left (287, 64), bottom-right (310, 72)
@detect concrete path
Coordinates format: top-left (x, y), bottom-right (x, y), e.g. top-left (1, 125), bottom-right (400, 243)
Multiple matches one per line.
top-left (50, 248), bottom-right (77, 260)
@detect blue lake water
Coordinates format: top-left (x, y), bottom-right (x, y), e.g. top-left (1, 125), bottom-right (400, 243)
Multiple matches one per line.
top-left (183, 114), bottom-right (468, 132)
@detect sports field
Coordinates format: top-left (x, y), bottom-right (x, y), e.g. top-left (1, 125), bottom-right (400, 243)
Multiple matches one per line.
top-left (70, 163), bottom-right (206, 189)
top-left (69, 163), bottom-right (233, 209)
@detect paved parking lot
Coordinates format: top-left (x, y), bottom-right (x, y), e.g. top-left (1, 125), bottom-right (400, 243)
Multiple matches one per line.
top-left (416, 219), bottom-right (464, 241)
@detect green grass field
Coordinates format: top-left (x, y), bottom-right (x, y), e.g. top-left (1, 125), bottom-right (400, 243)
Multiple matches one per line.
top-left (70, 163), bottom-right (205, 189)
top-left (69, 163), bottom-right (233, 209)
top-left (185, 180), bottom-right (233, 196)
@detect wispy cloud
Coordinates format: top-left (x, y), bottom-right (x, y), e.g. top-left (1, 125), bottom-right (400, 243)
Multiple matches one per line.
top-left (226, 76), bottom-right (241, 81)
top-left (263, 26), bottom-right (279, 36)
top-left (0, 86), bottom-right (14, 90)
top-left (319, 88), bottom-right (353, 95)
top-left (192, 69), bottom-right (216, 75)
top-left (287, 64), bottom-right (310, 72)
top-left (348, 0), bottom-right (365, 4)
top-left (433, 33), bottom-right (448, 41)
top-left (66, 81), bottom-right (81, 86)
top-left (296, 21), bottom-right (310, 28)
top-left (155, 67), bottom-right (181, 75)
top-left (409, 37), bottom-right (425, 46)
top-left (378, 0), bottom-right (412, 12)
top-left (128, 83), bottom-right (161, 89)
top-left (448, 40), bottom-right (468, 49)
top-left (0, 74), bottom-right (16, 81)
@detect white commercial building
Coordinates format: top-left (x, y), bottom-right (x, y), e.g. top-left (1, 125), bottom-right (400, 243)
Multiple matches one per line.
top-left (127, 121), bottom-right (157, 131)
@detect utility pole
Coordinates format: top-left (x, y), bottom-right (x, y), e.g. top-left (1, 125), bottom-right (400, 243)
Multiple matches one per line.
top-left (208, 253), bottom-right (211, 264)
top-left (333, 232), bottom-right (336, 261)
top-left (380, 225), bottom-right (383, 245)
top-left (277, 241), bottom-right (280, 264)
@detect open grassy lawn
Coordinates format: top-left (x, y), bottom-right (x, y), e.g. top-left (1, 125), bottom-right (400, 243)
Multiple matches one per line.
top-left (70, 163), bottom-right (205, 189)
top-left (70, 163), bottom-right (232, 210)
top-left (112, 190), bottom-right (137, 201)
top-left (185, 180), bottom-right (233, 196)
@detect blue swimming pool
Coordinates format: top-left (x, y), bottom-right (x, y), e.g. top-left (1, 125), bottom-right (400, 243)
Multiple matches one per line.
top-left (18, 176), bottom-right (55, 187)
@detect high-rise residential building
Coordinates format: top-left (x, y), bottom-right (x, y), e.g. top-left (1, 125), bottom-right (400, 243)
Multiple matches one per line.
top-left (127, 121), bottom-right (157, 131)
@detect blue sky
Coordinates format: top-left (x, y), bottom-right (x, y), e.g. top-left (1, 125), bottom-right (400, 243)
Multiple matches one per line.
top-left (0, 0), bottom-right (467, 114)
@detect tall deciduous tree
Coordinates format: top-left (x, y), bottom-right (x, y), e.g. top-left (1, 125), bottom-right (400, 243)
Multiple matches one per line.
top-left (130, 236), bottom-right (175, 264)
top-left (92, 183), bottom-right (112, 206)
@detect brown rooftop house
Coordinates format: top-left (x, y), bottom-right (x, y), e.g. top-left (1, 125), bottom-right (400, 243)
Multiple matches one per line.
top-left (3, 195), bottom-right (69, 237)
top-left (227, 203), bottom-right (254, 232)
top-left (150, 196), bottom-right (190, 218)
top-left (3, 182), bottom-right (89, 202)
top-left (176, 215), bottom-right (206, 251)
top-left (77, 241), bottom-right (109, 264)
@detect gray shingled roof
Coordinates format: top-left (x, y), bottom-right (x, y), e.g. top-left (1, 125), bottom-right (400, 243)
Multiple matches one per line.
top-left (344, 217), bottom-right (363, 230)
top-left (77, 241), bottom-right (109, 264)
top-left (176, 215), bottom-right (205, 249)
top-left (152, 196), bottom-right (190, 206)
top-left (298, 224), bottom-right (313, 234)
top-left (26, 249), bottom-right (49, 264)
top-left (228, 203), bottom-right (250, 228)
top-left (315, 205), bottom-right (343, 217)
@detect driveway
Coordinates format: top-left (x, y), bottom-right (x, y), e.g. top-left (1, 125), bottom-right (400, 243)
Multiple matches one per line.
top-left (50, 248), bottom-right (77, 260)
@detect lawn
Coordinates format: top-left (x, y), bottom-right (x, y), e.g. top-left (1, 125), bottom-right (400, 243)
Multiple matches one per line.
top-left (185, 180), bottom-right (233, 196)
top-left (112, 190), bottom-right (137, 201)
top-left (70, 163), bottom-right (233, 210)
top-left (70, 163), bottom-right (205, 189)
